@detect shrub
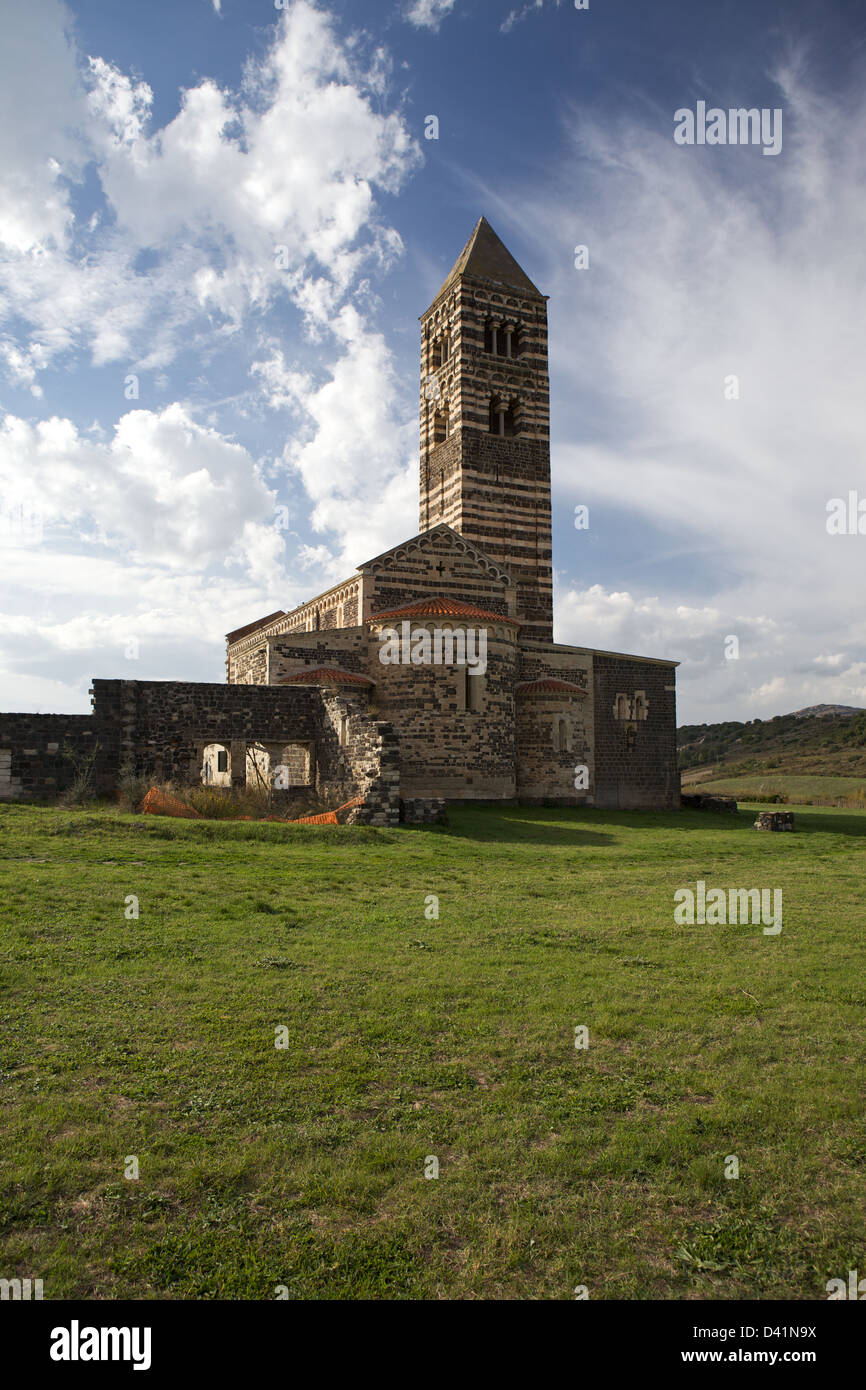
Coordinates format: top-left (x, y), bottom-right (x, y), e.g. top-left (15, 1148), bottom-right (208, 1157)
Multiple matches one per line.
top-left (59, 741), bottom-right (100, 807)
top-left (117, 762), bottom-right (151, 813)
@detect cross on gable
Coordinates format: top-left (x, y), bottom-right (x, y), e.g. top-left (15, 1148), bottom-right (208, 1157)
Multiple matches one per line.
top-left (435, 561), bottom-right (446, 576)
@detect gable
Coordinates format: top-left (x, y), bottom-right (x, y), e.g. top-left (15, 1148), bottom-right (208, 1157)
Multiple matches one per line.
top-left (359, 524), bottom-right (514, 621)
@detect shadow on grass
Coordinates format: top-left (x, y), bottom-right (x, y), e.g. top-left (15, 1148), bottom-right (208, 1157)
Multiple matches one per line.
top-left (440, 801), bottom-right (866, 845)
top-left (438, 803), bottom-right (618, 846)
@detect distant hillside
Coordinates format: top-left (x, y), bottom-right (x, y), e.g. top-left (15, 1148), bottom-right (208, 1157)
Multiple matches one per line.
top-left (678, 707), bottom-right (866, 780)
top-left (789, 704), bottom-right (862, 719)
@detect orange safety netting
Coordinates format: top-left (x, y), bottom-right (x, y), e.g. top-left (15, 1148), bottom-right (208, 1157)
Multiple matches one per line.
top-left (138, 788), bottom-right (366, 825)
top-left (292, 794), bottom-right (367, 826)
top-left (141, 787), bottom-right (202, 819)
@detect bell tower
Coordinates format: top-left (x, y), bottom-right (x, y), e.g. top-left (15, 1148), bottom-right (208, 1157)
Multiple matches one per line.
top-left (419, 217), bottom-right (553, 642)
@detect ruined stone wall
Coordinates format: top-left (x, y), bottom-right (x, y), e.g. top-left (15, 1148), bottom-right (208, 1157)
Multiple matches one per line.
top-left (91, 680), bottom-right (321, 790)
top-left (317, 692), bottom-right (400, 825)
top-left (591, 656), bottom-right (679, 810)
top-left (0, 713), bottom-right (105, 800)
top-left (82, 680), bottom-right (400, 823)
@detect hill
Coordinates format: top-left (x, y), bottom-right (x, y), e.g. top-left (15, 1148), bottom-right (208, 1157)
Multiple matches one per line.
top-left (789, 704), bottom-right (862, 719)
top-left (678, 707), bottom-right (866, 784)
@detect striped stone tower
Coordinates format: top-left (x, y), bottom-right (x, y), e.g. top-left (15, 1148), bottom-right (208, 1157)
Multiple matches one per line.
top-left (419, 217), bottom-right (553, 642)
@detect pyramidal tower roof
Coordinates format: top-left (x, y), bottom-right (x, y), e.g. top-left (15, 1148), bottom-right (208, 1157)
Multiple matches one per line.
top-left (429, 216), bottom-right (544, 306)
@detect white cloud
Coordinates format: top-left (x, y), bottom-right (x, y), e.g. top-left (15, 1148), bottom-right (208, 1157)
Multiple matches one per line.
top-left (0, 0), bottom-right (421, 379)
top-left (404, 0), bottom-right (456, 32)
top-left (252, 304), bottom-right (418, 581)
top-left (517, 60), bottom-right (866, 719)
top-left (0, 0), bottom-right (426, 709)
top-left (0, 0), bottom-right (87, 253)
top-left (0, 404), bottom-right (281, 575)
top-left (501, 1), bottom-right (550, 35)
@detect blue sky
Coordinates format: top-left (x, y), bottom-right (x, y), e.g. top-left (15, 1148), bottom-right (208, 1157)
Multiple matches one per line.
top-left (1, 0), bottom-right (864, 723)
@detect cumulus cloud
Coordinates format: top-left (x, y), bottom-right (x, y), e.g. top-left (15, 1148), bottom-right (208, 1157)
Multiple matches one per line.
top-left (0, 0), bottom-right (421, 378)
top-left (0, 403), bottom-right (282, 575)
top-left (0, 0), bottom-right (424, 709)
top-left (251, 304), bottom-right (418, 581)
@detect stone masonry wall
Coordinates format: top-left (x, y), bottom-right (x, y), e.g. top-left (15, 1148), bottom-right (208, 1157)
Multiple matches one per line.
top-left (87, 679), bottom-right (400, 822)
top-left (318, 691), bottom-right (400, 825)
top-left (516, 693), bottom-right (592, 802)
top-left (592, 656), bottom-right (679, 810)
top-left (91, 680), bottom-right (321, 789)
top-left (419, 270), bottom-right (553, 642)
top-left (267, 631), bottom-right (370, 683)
top-left (0, 713), bottom-right (105, 800)
top-left (369, 623), bottom-right (518, 799)
top-left (361, 527), bottom-right (512, 622)
top-left (515, 642), bottom-right (594, 803)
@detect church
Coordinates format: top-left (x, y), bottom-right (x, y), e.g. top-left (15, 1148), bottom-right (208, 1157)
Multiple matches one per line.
top-left (223, 218), bottom-right (680, 816)
top-left (0, 220), bottom-right (679, 818)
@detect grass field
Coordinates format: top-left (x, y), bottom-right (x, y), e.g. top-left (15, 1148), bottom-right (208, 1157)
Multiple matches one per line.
top-left (1, 800), bottom-right (864, 1300)
top-left (683, 773), bottom-right (866, 805)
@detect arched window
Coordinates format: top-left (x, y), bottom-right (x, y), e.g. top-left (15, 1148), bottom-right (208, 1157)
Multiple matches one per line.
top-left (489, 397), bottom-right (515, 437)
top-left (615, 694), bottom-right (630, 720)
top-left (557, 717), bottom-right (569, 753)
top-left (433, 407), bottom-right (448, 445)
top-left (484, 320), bottom-right (497, 355)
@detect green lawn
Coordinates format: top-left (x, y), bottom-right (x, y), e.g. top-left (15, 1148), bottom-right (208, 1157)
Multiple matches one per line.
top-left (1, 800), bottom-right (864, 1300)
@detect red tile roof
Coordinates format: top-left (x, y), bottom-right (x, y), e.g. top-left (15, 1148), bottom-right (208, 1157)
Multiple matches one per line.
top-left (367, 597), bottom-right (519, 625)
top-left (226, 611), bottom-right (285, 645)
top-left (279, 667), bottom-right (374, 686)
top-left (515, 678), bottom-right (588, 695)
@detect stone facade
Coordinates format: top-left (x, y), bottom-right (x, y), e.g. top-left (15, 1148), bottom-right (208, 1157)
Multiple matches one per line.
top-left (1, 218), bottom-right (679, 817)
